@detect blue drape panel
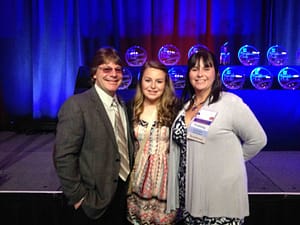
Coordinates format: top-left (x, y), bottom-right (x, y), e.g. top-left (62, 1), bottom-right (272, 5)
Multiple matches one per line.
top-left (0, 0), bottom-right (83, 118)
top-left (31, 0), bottom-right (83, 117)
top-left (271, 1), bottom-right (300, 64)
top-left (0, 0), bottom-right (299, 120)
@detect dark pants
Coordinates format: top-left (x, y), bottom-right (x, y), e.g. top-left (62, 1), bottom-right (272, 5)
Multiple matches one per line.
top-left (66, 178), bottom-right (128, 225)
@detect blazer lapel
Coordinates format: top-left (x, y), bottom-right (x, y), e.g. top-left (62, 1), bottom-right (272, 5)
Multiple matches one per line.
top-left (89, 87), bottom-right (117, 147)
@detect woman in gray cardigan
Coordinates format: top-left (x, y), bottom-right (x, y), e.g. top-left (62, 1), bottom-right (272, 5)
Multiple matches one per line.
top-left (167, 48), bottom-right (267, 225)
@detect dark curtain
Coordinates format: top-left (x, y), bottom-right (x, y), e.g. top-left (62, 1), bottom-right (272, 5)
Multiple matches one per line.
top-left (0, 0), bottom-right (299, 119)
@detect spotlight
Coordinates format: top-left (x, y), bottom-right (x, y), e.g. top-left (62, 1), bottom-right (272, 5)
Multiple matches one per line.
top-left (267, 45), bottom-right (288, 66)
top-left (238, 45), bottom-right (260, 66)
top-left (125, 45), bottom-right (147, 67)
top-left (168, 66), bottom-right (187, 89)
top-left (118, 67), bottom-right (132, 90)
top-left (158, 44), bottom-right (181, 66)
top-left (187, 43), bottom-right (208, 59)
top-left (221, 67), bottom-right (246, 89)
top-left (250, 67), bottom-right (273, 90)
top-left (277, 67), bottom-right (300, 90)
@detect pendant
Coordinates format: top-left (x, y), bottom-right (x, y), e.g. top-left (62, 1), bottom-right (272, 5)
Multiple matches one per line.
top-left (191, 105), bottom-right (198, 111)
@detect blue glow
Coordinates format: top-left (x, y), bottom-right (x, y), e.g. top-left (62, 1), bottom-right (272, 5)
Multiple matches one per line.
top-left (0, 0), bottom-right (300, 151)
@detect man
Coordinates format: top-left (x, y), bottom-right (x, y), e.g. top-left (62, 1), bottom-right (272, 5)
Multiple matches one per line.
top-left (54, 47), bottom-right (134, 225)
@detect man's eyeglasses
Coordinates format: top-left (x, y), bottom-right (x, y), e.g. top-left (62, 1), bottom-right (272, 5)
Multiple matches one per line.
top-left (98, 66), bottom-right (123, 75)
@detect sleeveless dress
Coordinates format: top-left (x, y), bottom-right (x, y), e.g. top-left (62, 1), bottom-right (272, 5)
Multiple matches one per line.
top-left (127, 120), bottom-right (177, 225)
top-left (172, 114), bottom-right (243, 225)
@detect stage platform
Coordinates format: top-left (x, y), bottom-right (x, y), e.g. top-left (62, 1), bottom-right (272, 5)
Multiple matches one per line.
top-left (0, 131), bottom-right (299, 225)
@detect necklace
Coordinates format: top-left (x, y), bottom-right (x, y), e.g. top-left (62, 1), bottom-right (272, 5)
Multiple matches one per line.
top-left (191, 99), bottom-right (206, 111)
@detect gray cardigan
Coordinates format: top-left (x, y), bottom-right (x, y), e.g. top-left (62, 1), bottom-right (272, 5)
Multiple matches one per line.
top-left (167, 92), bottom-right (267, 219)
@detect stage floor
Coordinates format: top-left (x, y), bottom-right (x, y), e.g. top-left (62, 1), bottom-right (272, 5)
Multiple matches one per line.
top-left (0, 131), bottom-right (300, 194)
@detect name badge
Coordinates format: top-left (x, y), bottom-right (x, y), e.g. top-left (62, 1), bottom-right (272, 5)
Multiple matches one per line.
top-left (187, 109), bottom-right (218, 143)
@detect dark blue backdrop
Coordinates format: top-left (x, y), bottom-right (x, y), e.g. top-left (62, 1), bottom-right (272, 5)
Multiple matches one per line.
top-left (0, 0), bottom-right (299, 150)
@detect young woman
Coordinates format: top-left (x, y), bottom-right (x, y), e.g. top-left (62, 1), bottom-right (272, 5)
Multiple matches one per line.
top-left (127, 60), bottom-right (180, 225)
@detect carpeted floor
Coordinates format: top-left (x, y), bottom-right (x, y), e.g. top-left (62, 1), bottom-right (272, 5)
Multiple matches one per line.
top-left (0, 131), bottom-right (300, 194)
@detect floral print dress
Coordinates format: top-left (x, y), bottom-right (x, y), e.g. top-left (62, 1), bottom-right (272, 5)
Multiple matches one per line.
top-left (127, 120), bottom-right (177, 225)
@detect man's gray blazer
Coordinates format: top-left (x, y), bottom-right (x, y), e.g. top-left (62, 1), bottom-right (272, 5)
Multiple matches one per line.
top-left (53, 86), bottom-right (134, 219)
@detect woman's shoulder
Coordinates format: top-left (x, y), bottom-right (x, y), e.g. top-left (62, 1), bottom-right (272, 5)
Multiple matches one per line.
top-left (220, 91), bottom-right (243, 103)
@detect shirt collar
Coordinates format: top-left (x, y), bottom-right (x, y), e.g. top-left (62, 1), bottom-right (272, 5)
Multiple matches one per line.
top-left (94, 84), bottom-right (116, 108)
